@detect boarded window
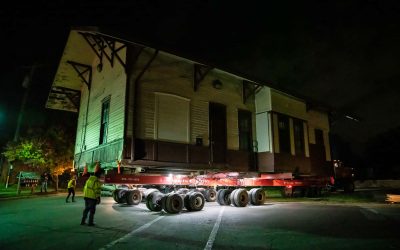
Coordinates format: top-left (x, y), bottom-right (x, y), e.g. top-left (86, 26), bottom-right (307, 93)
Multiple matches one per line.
top-left (238, 110), bottom-right (253, 151)
top-left (278, 114), bottom-right (290, 153)
top-left (99, 97), bottom-right (110, 145)
top-left (155, 93), bottom-right (190, 143)
top-left (293, 119), bottom-right (304, 155)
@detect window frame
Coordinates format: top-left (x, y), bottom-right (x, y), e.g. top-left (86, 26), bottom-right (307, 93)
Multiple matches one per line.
top-left (238, 109), bottom-right (253, 151)
top-left (293, 118), bottom-right (305, 156)
top-left (99, 96), bottom-right (111, 145)
top-left (277, 114), bottom-right (290, 153)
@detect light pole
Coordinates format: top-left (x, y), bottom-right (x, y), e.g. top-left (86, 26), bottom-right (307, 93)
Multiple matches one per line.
top-left (14, 64), bottom-right (36, 142)
top-left (5, 163), bottom-right (13, 189)
top-left (5, 64), bottom-right (37, 188)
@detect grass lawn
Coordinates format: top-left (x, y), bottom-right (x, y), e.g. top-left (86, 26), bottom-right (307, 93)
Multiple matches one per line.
top-left (0, 184), bottom-right (39, 198)
top-left (0, 183), bottom-right (64, 198)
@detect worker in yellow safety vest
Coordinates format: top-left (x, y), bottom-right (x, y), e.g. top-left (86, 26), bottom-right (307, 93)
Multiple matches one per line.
top-left (66, 175), bottom-right (77, 203)
top-left (81, 164), bottom-right (102, 226)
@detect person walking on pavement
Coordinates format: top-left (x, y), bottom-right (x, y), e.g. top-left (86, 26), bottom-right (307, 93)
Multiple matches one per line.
top-left (66, 175), bottom-right (77, 203)
top-left (41, 172), bottom-right (48, 193)
top-left (81, 163), bottom-right (102, 226)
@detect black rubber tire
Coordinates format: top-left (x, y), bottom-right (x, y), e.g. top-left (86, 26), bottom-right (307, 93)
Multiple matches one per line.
top-left (113, 189), bottom-right (128, 203)
top-left (216, 189), bottom-right (224, 205)
top-left (233, 188), bottom-right (249, 207)
top-left (205, 189), bottom-right (217, 202)
top-left (184, 193), bottom-right (192, 211)
top-left (250, 188), bottom-right (265, 205)
top-left (187, 192), bottom-right (205, 211)
top-left (112, 190), bottom-right (119, 203)
top-left (216, 189), bottom-right (232, 205)
top-left (126, 189), bottom-right (142, 205)
top-left (248, 188), bottom-right (257, 204)
top-left (142, 188), bottom-right (158, 200)
top-left (184, 191), bottom-right (197, 211)
top-left (229, 189), bottom-right (239, 207)
top-left (146, 191), bottom-right (163, 211)
top-left (177, 188), bottom-right (190, 195)
top-left (161, 195), bottom-right (170, 213)
top-left (164, 193), bottom-right (184, 214)
top-left (145, 193), bottom-right (153, 211)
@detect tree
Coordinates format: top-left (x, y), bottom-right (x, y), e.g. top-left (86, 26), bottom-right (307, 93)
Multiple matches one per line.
top-left (364, 126), bottom-right (400, 179)
top-left (2, 125), bottom-right (75, 191)
top-left (43, 126), bottom-right (75, 191)
top-left (3, 139), bottom-right (46, 167)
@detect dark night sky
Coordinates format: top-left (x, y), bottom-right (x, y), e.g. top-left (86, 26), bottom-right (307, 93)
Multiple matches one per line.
top-left (1, 0), bottom-right (400, 168)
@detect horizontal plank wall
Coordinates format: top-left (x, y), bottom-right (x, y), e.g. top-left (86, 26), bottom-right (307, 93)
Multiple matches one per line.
top-left (129, 49), bottom-right (256, 170)
top-left (307, 110), bottom-right (331, 161)
top-left (74, 42), bottom-right (127, 168)
top-left (75, 85), bottom-right (88, 155)
top-left (134, 49), bottom-right (256, 147)
top-left (270, 89), bottom-right (307, 120)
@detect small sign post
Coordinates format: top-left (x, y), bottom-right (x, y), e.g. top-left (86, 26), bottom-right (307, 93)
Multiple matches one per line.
top-left (16, 172), bottom-right (22, 195)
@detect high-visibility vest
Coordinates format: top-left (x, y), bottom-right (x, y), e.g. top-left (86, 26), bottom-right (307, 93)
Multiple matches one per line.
top-left (68, 179), bottom-right (76, 189)
top-left (83, 176), bottom-right (101, 199)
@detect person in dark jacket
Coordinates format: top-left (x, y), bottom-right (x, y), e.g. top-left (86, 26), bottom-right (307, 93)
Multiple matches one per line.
top-left (40, 173), bottom-right (49, 193)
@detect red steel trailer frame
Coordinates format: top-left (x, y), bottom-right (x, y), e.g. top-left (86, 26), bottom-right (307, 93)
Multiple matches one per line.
top-left (104, 172), bottom-right (332, 189)
top-left (99, 172), bottom-right (335, 213)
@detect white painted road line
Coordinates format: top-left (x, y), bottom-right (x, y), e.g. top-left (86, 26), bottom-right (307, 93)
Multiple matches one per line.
top-left (365, 208), bottom-right (378, 214)
top-left (204, 206), bottom-right (225, 250)
top-left (359, 207), bottom-right (385, 221)
top-left (99, 216), bottom-right (165, 250)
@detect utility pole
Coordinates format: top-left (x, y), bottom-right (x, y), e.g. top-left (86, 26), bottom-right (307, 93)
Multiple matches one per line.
top-left (5, 64), bottom-right (37, 188)
top-left (14, 64), bottom-right (36, 142)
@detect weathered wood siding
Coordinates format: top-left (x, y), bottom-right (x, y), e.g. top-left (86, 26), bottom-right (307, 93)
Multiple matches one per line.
top-left (307, 110), bottom-right (331, 161)
top-left (131, 49), bottom-right (256, 150)
top-left (74, 84), bottom-right (88, 154)
top-left (270, 89), bottom-right (307, 120)
top-left (74, 42), bottom-right (127, 167)
top-left (256, 87), bottom-right (315, 173)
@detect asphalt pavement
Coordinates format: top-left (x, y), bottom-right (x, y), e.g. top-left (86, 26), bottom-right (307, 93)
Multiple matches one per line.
top-left (0, 194), bottom-right (399, 250)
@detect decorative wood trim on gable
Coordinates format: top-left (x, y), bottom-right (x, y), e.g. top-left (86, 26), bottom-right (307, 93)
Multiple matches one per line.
top-left (193, 64), bottom-right (213, 91)
top-left (135, 50), bottom-right (159, 85)
top-left (243, 80), bottom-right (263, 104)
top-left (78, 32), bottom-right (128, 70)
top-left (66, 61), bottom-right (92, 89)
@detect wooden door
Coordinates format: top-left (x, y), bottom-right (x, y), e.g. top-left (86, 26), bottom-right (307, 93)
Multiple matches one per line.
top-left (209, 102), bottom-right (227, 163)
